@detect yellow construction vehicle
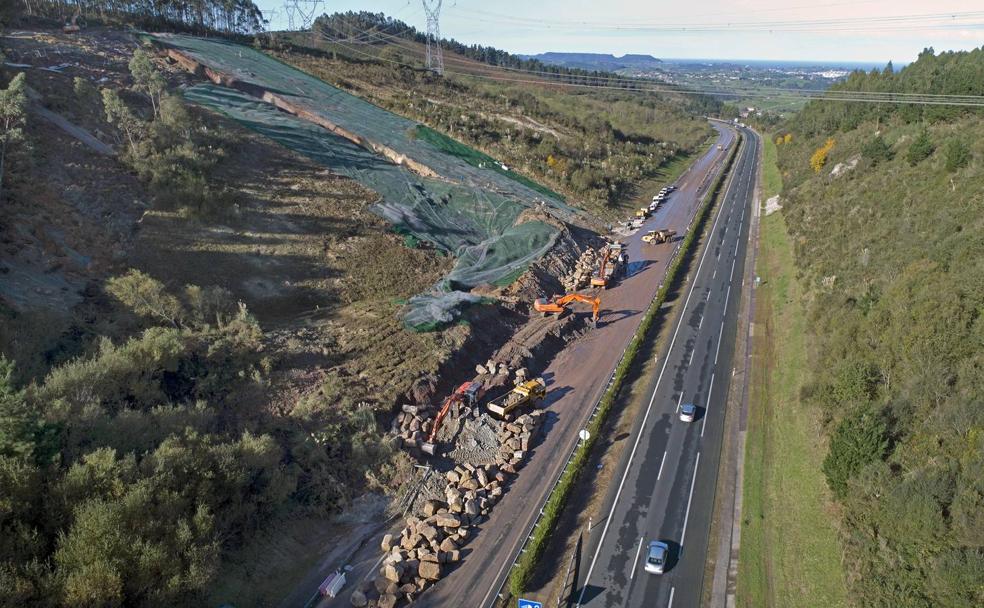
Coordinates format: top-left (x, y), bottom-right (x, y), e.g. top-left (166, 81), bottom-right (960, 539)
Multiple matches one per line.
top-left (642, 229), bottom-right (676, 245)
top-left (635, 207), bottom-right (650, 220)
top-left (487, 378), bottom-right (547, 420)
top-left (421, 381), bottom-right (484, 455)
top-left (533, 293), bottom-right (602, 327)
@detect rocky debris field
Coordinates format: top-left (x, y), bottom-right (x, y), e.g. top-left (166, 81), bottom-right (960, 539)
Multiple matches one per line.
top-left (560, 247), bottom-right (601, 292)
top-left (372, 376), bottom-right (548, 607)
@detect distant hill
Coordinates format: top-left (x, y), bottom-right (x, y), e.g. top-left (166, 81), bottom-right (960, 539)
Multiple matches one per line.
top-left (522, 52), bottom-right (663, 71)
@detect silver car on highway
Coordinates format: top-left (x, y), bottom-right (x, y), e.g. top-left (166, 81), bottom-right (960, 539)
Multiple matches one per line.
top-left (644, 540), bottom-right (669, 574)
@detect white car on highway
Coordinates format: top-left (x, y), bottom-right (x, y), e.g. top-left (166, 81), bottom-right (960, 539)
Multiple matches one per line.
top-left (680, 403), bottom-right (697, 423)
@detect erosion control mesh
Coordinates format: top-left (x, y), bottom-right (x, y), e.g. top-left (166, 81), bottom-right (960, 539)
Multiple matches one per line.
top-left (153, 35), bottom-right (573, 329)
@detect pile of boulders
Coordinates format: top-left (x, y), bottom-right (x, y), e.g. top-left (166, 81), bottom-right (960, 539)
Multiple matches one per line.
top-left (390, 404), bottom-right (436, 455)
top-left (561, 247), bottom-right (599, 292)
top-left (474, 357), bottom-right (511, 378)
top-left (495, 410), bottom-right (546, 473)
top-left (358, 463), bottom-right (513, 607)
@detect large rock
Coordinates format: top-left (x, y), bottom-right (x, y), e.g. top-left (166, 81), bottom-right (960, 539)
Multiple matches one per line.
top-left (459, 477), bottom-right (480, 491)
top-left (418, 524), bottom-right (439, 542)
top-left (381, 533), bottom-right (394, 552)
top-left (383, 563), bottom-right (403, 583)
top-left (464, 499), bottom-right (479, 516)
top-left (439, 536), bottom-right (458, 552)
top-left (350, 589), bottom-right (368, 607)
top-left (423, 500), bottom-right (446, 517)
top-left (476, 467), bottom-right (489, 487)
top-left (418, 560), bottom-right (443, 581)
top-left (378, 594), bottom-right (398, 608)
top-left (374, 576), bottom-right (392, 595)
top-left (446, 470), bottom-right (460, 484)
top-left (434, 513), bottom-right (461, 528)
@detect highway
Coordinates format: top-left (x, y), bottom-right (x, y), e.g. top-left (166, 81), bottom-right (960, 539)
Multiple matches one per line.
top-left (311, 123), bottom-right (743, 608)
top-left (573, 125), bottom-right (760, 608)
top-left (412, 124), bottom-right (740, 608)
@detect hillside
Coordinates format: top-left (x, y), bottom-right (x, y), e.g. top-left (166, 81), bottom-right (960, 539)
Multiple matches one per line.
top-left (276, 11), bottom-right (718, 219)
top-left (768, 46), bottom-right (984, 607)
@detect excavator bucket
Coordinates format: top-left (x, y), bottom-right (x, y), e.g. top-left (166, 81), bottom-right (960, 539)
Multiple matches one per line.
top-left (420, 441), bottom-right (437, 456)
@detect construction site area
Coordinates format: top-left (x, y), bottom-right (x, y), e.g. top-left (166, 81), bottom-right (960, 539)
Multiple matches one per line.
top-left (0, 18), bottom-right (725, 608)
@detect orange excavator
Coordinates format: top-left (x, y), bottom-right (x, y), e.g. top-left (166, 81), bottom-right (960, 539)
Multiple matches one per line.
top-left (421, 381), bottom-right (484, 456)
top-left (533, 293), bottom-right (602, 327)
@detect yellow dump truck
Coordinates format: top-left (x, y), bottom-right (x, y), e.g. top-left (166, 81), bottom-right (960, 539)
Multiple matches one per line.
top-left (487, 378), bottom-right (547, 420)
top-left (642, 229), bottom-right (676, 245)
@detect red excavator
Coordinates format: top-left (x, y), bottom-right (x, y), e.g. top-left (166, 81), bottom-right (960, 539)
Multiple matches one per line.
top-left (420, 381), bottom-right (484, 455)
top-left (533, 293), bottom-right (602, 327)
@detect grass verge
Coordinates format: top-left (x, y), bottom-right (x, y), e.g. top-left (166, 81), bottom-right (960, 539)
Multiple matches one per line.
top-left (736, 210), bottom-right (848, 608)
top-left (506, 134), bottom-right (741, 599)
top-left (761, 135), bottom-right (782, 200)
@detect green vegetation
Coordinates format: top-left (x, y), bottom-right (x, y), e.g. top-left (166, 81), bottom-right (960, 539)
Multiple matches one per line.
top-left (0, 72), bottom-right (27, 203)
top-left (761, 134), bottom-right (782, 199)
top-left (13, 0), bottom-right (264, 33)
top-left (101, 48), bottom-right (235, 217)
top-left (766, 46), bottom-right (984, 607)
top-left (738, 210), bottom-right (849, 608)
top-left (0, 271), bottom-right (394, 606)
top-left (414, 125), bottom-right (564, 200)
top-left (509, 137), bottom-right (739, 598)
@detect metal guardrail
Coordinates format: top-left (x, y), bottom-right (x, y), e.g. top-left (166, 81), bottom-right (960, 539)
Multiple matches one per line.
top-left (487, 136), bottom-right (740, 607)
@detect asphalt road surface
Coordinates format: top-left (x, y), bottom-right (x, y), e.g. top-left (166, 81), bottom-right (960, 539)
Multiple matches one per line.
top-left (573, 125), bottom-right (760, 608)
top-left (313, 123), bottom-right (740, 608)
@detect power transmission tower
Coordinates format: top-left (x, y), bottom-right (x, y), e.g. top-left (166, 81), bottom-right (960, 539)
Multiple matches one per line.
top-left (421, 0), bottom-right (444, 75)
top-left (283, 0), bottom-right (324, 31)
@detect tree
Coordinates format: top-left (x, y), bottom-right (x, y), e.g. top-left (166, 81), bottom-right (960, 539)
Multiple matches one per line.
top-left (128, 48), bottom-right (166, 118)
top-left (0, 357), bottom-right (39, 460)
top-left (906, 130), bottom-right (934, 165)
top-left (822, 406), bottom-right (889, 498)
top-left (101, 88), bottom-right (144, 155)
top-left (0, 72), bottom-right (27, 204)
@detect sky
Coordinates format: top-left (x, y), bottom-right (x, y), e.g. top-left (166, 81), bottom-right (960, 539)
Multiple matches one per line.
top-left (256, 0), bottom-right (984, 64)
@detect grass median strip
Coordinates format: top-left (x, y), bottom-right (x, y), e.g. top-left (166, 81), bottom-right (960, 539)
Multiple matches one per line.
top-left (507, 134), bottom-right (742, 598)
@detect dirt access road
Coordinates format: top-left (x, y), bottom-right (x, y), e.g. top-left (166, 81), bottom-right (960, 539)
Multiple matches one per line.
top-left (310, 123), bottom-right (736, 608)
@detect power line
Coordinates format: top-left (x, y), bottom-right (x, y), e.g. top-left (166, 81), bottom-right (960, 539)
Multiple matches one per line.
top-left (319, 23), bottom-right (984, 105)
top-left (320, 33), bottom-right (984, 107)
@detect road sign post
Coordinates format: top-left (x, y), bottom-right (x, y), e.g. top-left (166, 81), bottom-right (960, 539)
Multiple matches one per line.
top-left (519, 599), bottom-right (543, 608)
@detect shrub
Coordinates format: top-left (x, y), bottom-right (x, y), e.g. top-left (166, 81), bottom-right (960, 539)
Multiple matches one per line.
top-left (810, 138), bottom-right (835, 173)
top-left (943, 139), bottom-right (970, 172)
top-left (906, 130), bottom-right (934, 165)
top-left (862, 135), bottom-right (893, 164)
top-left (822, 406), bottom-right (889, 499)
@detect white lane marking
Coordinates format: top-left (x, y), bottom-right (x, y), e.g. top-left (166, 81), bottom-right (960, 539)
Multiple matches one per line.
top-left (575, 132), bottom-right (744, 608)
top-left (657, 450), bottom-right (667, 480)
top-left (668, 587), bottom-right (676, 608)
top-left (698, 313), bottom-right (704, 331)
top-left (724, 284), bottom-right (732, 312)
top-left (730, 256), bottom-right (737, 282)
top-left (701, 373), bottom-right (715, 438)
top-left (688, 349), bottom-right (695, 366)
top-left (676, 391), bottom-right (684, 412)
top-left (712, 267), bottom-right (717, 279)
top-left (631, 536), bottom-right (645, 580)
top-left (714, 321), bottom-right (725, 365)
top-left (680, 452), bottom-right (701, 548)
top-left (734, 237), bottom-right (740, 258)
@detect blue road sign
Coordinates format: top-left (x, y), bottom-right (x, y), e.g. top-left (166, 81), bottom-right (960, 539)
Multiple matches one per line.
top-left (518, 600), bottom-right (543, 608)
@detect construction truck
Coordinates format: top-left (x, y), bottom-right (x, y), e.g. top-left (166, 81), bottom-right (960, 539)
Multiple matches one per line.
top-left (635, 207), bottom-right (650, 220)
top-left (642, 229), bottom-right (676, 245)
top-left (591, 242), bottom-right (626, 289)
top-left (533, 293), bottom-right (602, 327)
top-left (421, 381), bottom-right (484, 455)
top-left (487, 378), bottom-right (547, 420)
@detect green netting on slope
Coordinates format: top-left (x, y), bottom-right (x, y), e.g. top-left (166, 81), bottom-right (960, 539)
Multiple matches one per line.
top-left (183, 84), bottom-right (559, 329)
top-left (152, 34), bottom-right (574, 214)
